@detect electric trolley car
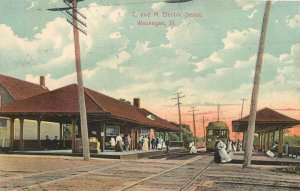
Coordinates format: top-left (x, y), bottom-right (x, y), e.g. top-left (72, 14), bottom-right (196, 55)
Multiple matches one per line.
top-left (205, 121), bottom-right (229, 152)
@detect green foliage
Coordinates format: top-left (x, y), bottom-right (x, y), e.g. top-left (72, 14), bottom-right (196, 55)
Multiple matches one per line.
top-left (170, 122), bottom-right (193, 149)
top-left (284, 135), bottom-right (300, 146)
top-left (63, 125), bottom-right (72, 140)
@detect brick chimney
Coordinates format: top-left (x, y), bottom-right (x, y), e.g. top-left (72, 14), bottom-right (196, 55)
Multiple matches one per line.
top-left (133, 98), bottom-right (140, 108)
top-left (40, 76), bottom-right (45, 87)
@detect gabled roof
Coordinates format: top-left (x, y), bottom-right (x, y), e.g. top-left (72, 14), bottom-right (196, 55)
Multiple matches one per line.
top-left (0, 84), bottom-right (180, 131)
top-left (236, 107), bottom-right (299, 123)
top-left (137, 108), bottom-right (179, 131)
top-left (232, 107), bottom-right (300, 132)
top-left (0, 74), bottom-right (48, 101)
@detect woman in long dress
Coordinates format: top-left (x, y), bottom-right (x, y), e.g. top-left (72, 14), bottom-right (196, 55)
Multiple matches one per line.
top-left (215, 137), bottom-right (231, 163)
top-left (142, 136), bottom-right (149, 151)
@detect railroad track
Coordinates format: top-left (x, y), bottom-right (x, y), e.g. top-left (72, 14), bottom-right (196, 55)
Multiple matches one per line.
top-left (120, 154), bottom-right (214, 191)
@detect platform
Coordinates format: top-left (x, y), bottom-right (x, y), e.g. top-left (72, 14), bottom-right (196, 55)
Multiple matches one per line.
top-left (230, 151), bottom-right (300, 166)
top-left (2, 147), bottom-right (186, 160)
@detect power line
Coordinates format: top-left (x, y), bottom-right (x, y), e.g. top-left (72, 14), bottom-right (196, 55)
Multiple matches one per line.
top-left (171, 91), bottom-right (185, 127)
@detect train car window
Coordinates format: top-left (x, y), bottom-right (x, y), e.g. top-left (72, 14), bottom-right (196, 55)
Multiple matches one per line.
top-left (208, 130), bottom-right (213, 136)
top-left (221, 130), bottom-right (227, 137)
top-left (213, 129), bottom-right (220, 136)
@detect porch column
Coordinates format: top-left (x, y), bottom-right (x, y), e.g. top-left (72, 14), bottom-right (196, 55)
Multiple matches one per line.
top-left (259, 132), bottom-right (263, 151)
top-left (59, 123), bottom-right (63, 140)
top-left (19, 118), bottom-right (24, 151)
top-left (37, 119), bottom-right (41, 149)
top-left (278, 128), bottom-right (284, 158)
top-left (262, 132), bottom-right (266, 151)
top-left (71, 119), bottom-right (76, 153)
top-left (130, 128), bottom-right (135, 150)
top-left (100, 122), bottom-right (106, 152)
top-left (266, 131), bottom-right (270, 150)
top-left (272, 129), bottom-right (276, 145)
top-left (9, 118), bottom-right (15, 151)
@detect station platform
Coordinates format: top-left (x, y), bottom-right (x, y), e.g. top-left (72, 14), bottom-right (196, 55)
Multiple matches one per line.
top-left (2, 147), bottom-right (186, 160)
top-left (230, 151), bottom-right (300, 166)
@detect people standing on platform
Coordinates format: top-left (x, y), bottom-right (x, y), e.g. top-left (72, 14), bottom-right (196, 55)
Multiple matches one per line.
top-left (110, 137), bottom-right (116, 149)
top-left (155, 137), bottom-right (159, 150)
top-left (142, 136), bottom-right (149, 151)
top-left (189, 141), bottom-right (197, 154)
top-left (53, 136), bottom-right (59, 150)
top-left (227, 139), bottom-right (232, 154)
top-left (151, 137), bottom-right (156, 150)
top-left (215, 136), bottom-right (232, 163)
top-left (165, 139), bottom-right (170, 154)
top-left (45, 135), bottom-right (50, 150)
top-left (232, 142), bottom-right (237, 153)
top-left (157, 137), bottom-right (163, 150)
top-left (125, 134), bottom-right (130, 151)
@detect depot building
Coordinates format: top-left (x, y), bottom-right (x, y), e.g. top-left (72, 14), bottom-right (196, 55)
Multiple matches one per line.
top-left (0, 74), bottom-right (181, 153)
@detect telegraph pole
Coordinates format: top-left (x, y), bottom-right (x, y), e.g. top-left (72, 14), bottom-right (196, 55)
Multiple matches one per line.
top-left (188, 107), bottom-right (199, 142)
top-left (217, 104), bottom-right (220, 121)
top-left (240, 98), bottom-right (247, 119)
top-left (172, 92), bottom-right (185, 142)
top-left (243, 1), bottom-right (272, 168)
top-left (172, 92), bottom-right (185, 126)
top-left (202, 116), bottom-right (205, 142)
top-left (48, 0), bottom-right (90, 160)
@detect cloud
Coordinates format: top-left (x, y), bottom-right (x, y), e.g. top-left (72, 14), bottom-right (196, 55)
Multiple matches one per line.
top-left (132, 41), bottom-right (151, 55)
top-left (151, 2), bottom-right (166, 11)
top-left (247, 10), bottom-right (258, 19)
top-left (163, 72), bottom-right (173, 77)
top-left (97, 51), bottom-right (131, 70)
top-left (109, 31), bottom-right (122, 39)
top-left (27, 1), bottom-right (35, 10)
top-left (235, 0), bottom-right (262, 10)
top-left (222, 28), bottom-right (259, 50)
top-left (286, 15), bottom-right (300, 28)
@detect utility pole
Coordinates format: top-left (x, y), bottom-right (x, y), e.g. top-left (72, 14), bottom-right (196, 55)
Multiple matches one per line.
top-left (172, 92), bottom-right (185, 126)
top-left (240, 98), bottom-right (247, 119)
top-left (188, 107), bottom-right (199, 142)
top-left (243, 1), bottom-right (272, 168)
top-left (48, 0), bottom-right (90, 160)
top-left (217, 104), bottom-right (220, 121)
top-left (202, 116), bottom-right (205, 144)
top-left (172, 92), bottom-right (185, 142)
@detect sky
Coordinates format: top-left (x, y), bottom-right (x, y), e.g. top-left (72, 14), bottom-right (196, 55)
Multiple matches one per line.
top-left (0, 0), bottom-right (299, 139)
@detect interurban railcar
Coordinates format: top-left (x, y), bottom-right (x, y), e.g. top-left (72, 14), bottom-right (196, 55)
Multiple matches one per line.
top-left (206, 121), bottom-right (229, 152)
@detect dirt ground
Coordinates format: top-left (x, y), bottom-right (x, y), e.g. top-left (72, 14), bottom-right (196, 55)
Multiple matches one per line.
top-left (0, 154), bottom-right (299, 191)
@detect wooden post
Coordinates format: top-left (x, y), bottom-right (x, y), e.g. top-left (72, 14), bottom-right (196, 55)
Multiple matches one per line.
top-left (19, 118), bottom-right (24, 151)
top-left (100, 122), bottom-right (105, 152)
top-left (9, 118), bottom-right (15, 151)
top-left (266, 131), bottom-right (270, 150)
top-left (262, 133), bottom-right (266, 151)
top-left (259, 132), bottom-right (263, 151)
top-left (272, 129), bottom-right (275, 145)
top-left (71, 119), bottom-right (76, 153)
top-left (278, 128), bottom-right (283, 158)
top-left (131, 128), bottom-right (135, 150)
top-left (37, 119), bottom-right (41, 149)
top-left (59, 123), bottom-right (63, 140)
top-left (243, 1), bottom-right (272, 168)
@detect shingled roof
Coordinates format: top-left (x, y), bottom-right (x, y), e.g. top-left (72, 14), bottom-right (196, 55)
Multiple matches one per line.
top-left (0, 84), bottom-right (180, 132)
top-left (0, 74), bottom-right (48, 101)
top-left (232, 107), bottom-right (300, 132)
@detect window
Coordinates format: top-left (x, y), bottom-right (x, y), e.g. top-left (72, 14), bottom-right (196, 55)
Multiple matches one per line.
top-left (221, 130), bottom-right (227, 137)
top-left (213, 129), bottom-right (220, 136)
top-left (208, 130), bottom-right (213, 136)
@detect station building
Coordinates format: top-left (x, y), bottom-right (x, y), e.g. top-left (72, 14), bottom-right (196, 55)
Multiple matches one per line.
top-left (0, 74), bottom-right (181, 153)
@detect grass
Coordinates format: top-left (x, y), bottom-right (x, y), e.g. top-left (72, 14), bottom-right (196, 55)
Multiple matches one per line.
top-left (274, 165), bottom-right (300, 175)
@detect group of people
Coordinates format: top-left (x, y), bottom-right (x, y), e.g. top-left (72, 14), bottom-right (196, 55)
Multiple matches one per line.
top-left (110, 134), bottom-right (131, 152)
top-left (109, 134), bottom-right (170, 153)
top-left (45, 135), bottom-right (60, 150)
top-left (214, 136), bottom-right (232, 163)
